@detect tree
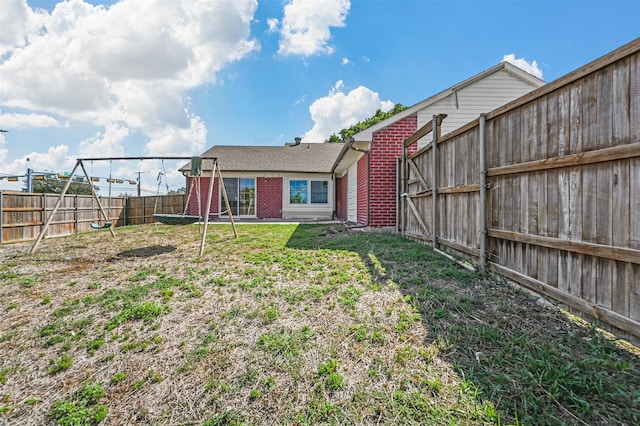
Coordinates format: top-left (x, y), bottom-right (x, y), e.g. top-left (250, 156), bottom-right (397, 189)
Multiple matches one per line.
top-left (325, 103), bottom-right (408, 143)
top-left (28, 175), bottom-right (97, 195)
top-left (168, 187), bottom-right (186, 195)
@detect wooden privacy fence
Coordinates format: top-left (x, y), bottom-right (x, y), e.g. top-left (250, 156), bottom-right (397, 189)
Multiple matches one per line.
top-left (400, 38), bottom-right (640, 342)
top-left (0, 192), bottom-right (185, 244)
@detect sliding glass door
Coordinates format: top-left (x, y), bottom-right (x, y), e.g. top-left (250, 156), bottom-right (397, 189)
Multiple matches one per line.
top-left (221, 178), bottom-right (255, 216)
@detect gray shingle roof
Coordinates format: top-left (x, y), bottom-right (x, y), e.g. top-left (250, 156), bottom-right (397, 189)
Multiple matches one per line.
top-left (180, 143), bottom-right (345, 174)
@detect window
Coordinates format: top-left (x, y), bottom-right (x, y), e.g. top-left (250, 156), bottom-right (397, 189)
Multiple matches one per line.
top-left (221, 178), bottom-right (255, 216)
top-left (311, 181), bottom-right (328, 203)
top-left (290, 179), bottom-right (328, 204)
top-left (290, 180), bottom-right (307, 204)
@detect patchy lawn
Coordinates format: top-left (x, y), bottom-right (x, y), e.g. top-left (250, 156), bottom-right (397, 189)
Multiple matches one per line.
top-left (0, 223), bottom-right (638, 425)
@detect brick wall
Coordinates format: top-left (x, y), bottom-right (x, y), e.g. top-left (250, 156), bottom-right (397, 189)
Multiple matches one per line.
top-left (368, 115), bottom-right (418, 227)
top-left (335, 176), bottom-right (347, 220)
top-left (257, 177), bottom-right (282, 219)
top-left (357, 155), bottom-right (368, 225)
top-left (187, 176), bottom-right (283, 219)
top-left (186, 176), bottom-right (220, 217)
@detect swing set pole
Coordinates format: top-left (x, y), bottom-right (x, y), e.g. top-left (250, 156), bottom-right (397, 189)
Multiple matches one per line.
top-left (199, 162), bottom-right (216, 256)
top-left (29, 160), bottom-right (81, 254)
top-left (198, 160), bottom-right (237, 256)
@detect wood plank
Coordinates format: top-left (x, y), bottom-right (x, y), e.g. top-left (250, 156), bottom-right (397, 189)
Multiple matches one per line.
top-left (522, 101), bottom-right (535, 163)
top-left (468, 130), bottom-right (478, 185)
top-left (596, 66), bottom-right (613, 149)
top-left (404, 195), bottom-right (430, 236)
top-left (569, 80), bottom-right (583, 154)
top-left (631, 52), bottom-right (640, 144)
top-left (438, 237), bottom-right (480, 258)
top-left (612, 160), bottom-right (630, 248)
top-left (612, 261), bottom-right (631, 321)
top-left (597, 258), bottom-right (613, 310)
top-left (596, 162), bottom-right (613, 246)
top-left (631, 264), bottom-right (640, 325)
top-left (612, 56), bottom-right (630, 144)
top-left (488, 229), bottom-right (640, 265)
top-left (404, 114), bottom-right (447, 147)
top-left (437, 184), bottom-right (480, 194)
top-left (582, 165), bottom-right (598, 244)
top-left (547, 169), bottom-right (559, 238)
top-left (558, 87), bottom-right (570, 156)
top-left (632, 157), bottom-right (640, 250)
top-left (404, 231), bottom-right (433, 244)
top-left (582, 71), bottom-right (598, 153)
top-left (512, 109), bottom-right (522, 165)
top-left (528, 172), bottom-right (539, 278)
top-left (487, 142), bottom-right (640, 177)
top-left (582, 161), bottom-right (598, 303)
top-left (407, 158), bottom-right (428, 191)
top-left (490, 262), bottom-right (640, 338)
top-left (557, 168), bottom-right (570, 294)
top-left (569, 166), bottom-right (583, 297)
top-left (547, 90), bottom-right (560, 159)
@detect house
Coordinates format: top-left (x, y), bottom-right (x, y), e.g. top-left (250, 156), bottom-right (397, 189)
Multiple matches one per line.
top-left (180, 140), bottom-right (343, 220)
top-left (331, 61), bottom-right (545, 230)
top-left (183, 61), bottom-right (544, 225)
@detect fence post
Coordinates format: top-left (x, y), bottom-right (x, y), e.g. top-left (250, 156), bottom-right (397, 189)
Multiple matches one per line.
top-left (479, 113), bottom-right (488, 272)
top-left (432, 115), bottom-right (439, 250)
top-left (0, 191), bottom-right (3, 244)
top-left (400, 141), bottom-right (407, 235)
top-left (74, 195), bottom-right (78, 234)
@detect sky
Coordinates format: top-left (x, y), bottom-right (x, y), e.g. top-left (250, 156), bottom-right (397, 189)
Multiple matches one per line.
top-left (0, 0), bottom-right (638, 195)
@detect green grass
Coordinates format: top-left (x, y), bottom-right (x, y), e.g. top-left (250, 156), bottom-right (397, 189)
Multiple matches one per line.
top-left (51, 381), bottom-right (107, 425)
top-left (257, 326), bottom-right (315, 359)
top-left (0, 223), bottom-right (638, 425)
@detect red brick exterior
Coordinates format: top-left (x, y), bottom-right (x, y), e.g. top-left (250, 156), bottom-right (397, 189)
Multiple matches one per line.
top-left (335, 176), bottom-right (347, 221)
top-left (357, 155), bottom-right (368, 225)
top-left (186, 177), bottom-right (220, 217)
top-left (256, 177), bottom-right (282, 219)
top-left (186, 176), bottom-right (283, 219)
top-left (368, 115), bottom-right (418, 227)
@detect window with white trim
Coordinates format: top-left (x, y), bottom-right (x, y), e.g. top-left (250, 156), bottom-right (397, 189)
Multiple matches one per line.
top-left (290, 179), bottom-right (328, 204)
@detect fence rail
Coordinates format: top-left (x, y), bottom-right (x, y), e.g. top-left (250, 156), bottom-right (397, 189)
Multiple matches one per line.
top-left (0, 192), bottom-right (185, 244)
top-left (400, 38), bottom-right (640, 343)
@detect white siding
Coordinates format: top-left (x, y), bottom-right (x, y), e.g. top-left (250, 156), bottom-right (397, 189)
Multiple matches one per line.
top-left (347, 162), bottom-right (358, 222)
top-left (416, 70), bottom-right (539, 147)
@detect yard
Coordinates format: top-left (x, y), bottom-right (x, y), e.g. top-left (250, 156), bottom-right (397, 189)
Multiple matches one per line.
top-left (0, 223), bottom-right (638, 425)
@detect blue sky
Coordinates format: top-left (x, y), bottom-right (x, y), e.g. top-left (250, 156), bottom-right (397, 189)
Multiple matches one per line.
top-left (0, 0), bottom-right (638, 194)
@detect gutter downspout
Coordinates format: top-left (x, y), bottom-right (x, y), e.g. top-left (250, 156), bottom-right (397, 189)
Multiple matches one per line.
top-left (347, 137), bottom-right (370, 228)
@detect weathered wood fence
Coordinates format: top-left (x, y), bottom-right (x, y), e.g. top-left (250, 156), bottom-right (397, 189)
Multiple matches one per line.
top-left (0, 192), bottom-right (185, 244)
top-left (400, 38), bottom-right (640, 342)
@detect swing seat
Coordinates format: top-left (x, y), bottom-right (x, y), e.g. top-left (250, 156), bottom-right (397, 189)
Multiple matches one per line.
top-left (90, 221), bottom-right (112, 229)
top-left (152, 214), bottom-right (200, 225)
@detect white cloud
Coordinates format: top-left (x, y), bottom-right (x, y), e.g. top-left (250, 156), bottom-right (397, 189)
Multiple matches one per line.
top-left (292, 95), bottom-right (307, 106)
top-left (2, 144), bottom-right (72, 176)
top-left (342, 57), bottom-right (350, 65)
top-left (145, 116), bottom-right (207, 156)
top-left (0, 0), bottom-right (259, 156)
top-left (277, 0), bottom-right (350, 57)
top-left (267, 18), bottom-right (279, 33)
top-left (0, 112), bottom-right (60, 129)
top-left (502, 54), bottom-right (543, 79)
top-left (302, 81), bottom-right (394, 142)
top-left (78, 123), bottom-right (129, 159)
top-left (0, 0), bottom-right (45, 53)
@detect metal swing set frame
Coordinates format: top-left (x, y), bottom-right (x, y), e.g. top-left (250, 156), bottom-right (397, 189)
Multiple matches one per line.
top-left (29, 156), bottom-right (237, 256)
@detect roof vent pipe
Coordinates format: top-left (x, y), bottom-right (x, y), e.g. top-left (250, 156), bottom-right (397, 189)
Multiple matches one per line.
top-left (294, 137), bottom-right (301, 145)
